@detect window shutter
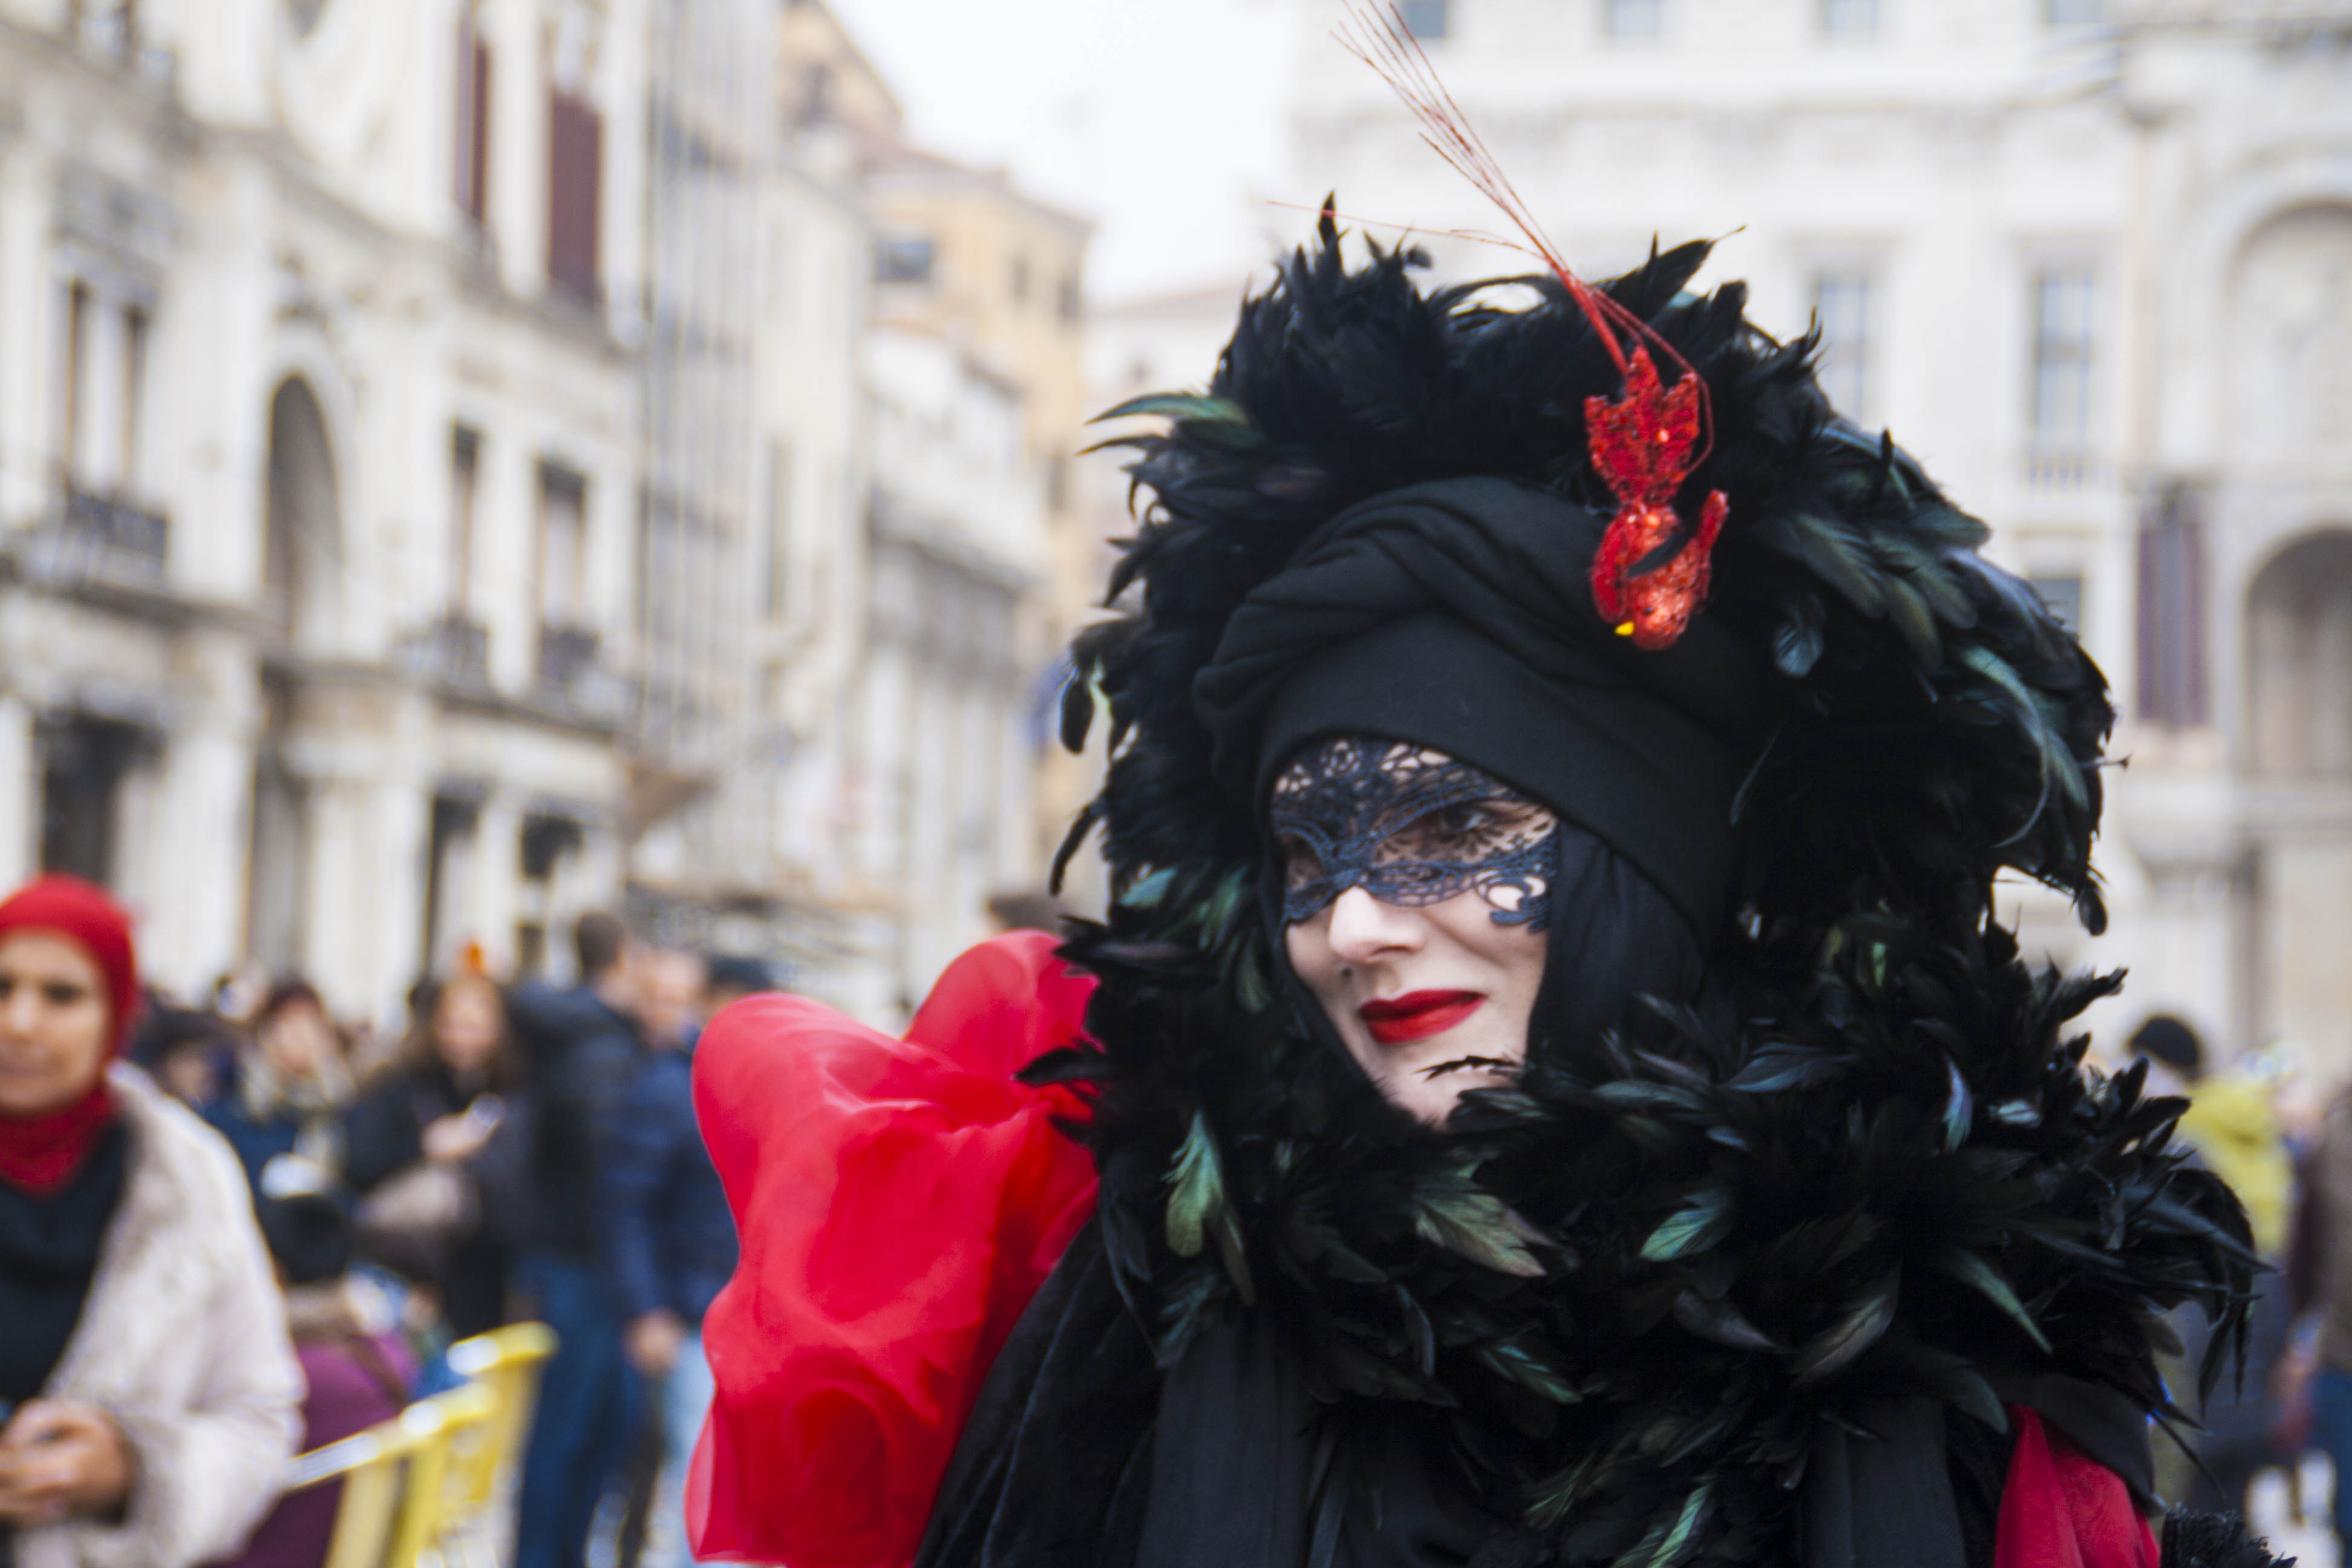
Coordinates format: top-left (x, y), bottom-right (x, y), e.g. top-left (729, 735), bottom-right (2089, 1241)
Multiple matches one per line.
top-left (547, 89), bottom-right (601, 304)
top-left (456, 22), bottom-right (492, 224)
top-left (2135, 485), bottom-right (2209, 727)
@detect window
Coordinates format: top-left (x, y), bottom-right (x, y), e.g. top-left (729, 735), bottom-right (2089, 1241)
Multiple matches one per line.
top-left (877, 235), bottom-right (935, 286)
top-left (59, 282), bottom-right (149, 496)
top-left (546, 87), bottom-right (602, 304)
top-left (514, 814), bottom-right (581, 981)
top-left (1401, 0), bottom-right (1449, 39)
top-left (1603, 0), bottom-right (1662, 39)
top-left (2043, 0), bottom-right (2101, 24)
top-left (120, 305), bottom-right (146, 489)
top-left (39, 716), bottom-right (142, 886)
top-left (538, 463), bottom-right (587, 629)
top-left (1810, 269), bottom-right (1873, 420)
top-left (1010, 255), bottom-right (1030, 305)
top-left (60, 281), bottom-right (90, 481)
top-left (2135, 485), bottom-right (2207, 728)
top-left (449, 426), bottom-right (480, 615)
top-left (454, 7), bottom-right (492, 226)
top-left (1058, 274), bottom-right (1082, 325)
top-left (2029, 266), bottom-right (2096, 452)
top-left (1818, 0), bottom-right (1879, 36)
top-left (71, 0), bottom-right (137, 59)
top-left (2026, 573), bottom-right (2083, 633)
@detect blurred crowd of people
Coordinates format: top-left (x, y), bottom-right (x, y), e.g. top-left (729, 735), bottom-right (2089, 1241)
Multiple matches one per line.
top-left (0, 873), bottom-right (768, 1568)
top-left (2122, 1011), bottom-right (2352, 1552)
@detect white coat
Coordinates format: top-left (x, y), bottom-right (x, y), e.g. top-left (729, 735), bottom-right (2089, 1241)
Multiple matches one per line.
top-left (16, 1064), bottom-right (304, 1568)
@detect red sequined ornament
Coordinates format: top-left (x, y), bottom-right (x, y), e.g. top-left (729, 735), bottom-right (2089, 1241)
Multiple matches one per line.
top-left (1336, 2), bottom-right (1732, 652)
top-left (1585, 349), bottom-right (1730, 650)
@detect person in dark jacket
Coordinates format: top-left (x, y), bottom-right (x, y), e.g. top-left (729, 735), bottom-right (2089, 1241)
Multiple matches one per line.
top-left (345, 972), bottom-right (518, 1338)
top-left (125, 998), bottom-right (237, 1110)
top-left (503, 912), bottom-right (648, 1568)
top-left (608, 949), bottom-right (748, 1568)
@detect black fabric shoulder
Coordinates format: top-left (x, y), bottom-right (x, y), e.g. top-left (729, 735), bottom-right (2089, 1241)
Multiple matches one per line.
top-left (915, 1218), bottom-right (1162, 1568)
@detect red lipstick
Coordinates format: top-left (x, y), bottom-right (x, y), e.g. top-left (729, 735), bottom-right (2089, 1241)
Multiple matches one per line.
top-left (1357, 990), bottom-right (1484, 1045)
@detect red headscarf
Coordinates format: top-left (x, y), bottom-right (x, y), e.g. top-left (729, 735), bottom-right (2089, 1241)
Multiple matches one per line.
top-left (0, 875), bottom-right (141, 1195)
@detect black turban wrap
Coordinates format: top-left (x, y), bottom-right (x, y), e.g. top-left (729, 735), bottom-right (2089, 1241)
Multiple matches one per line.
top-left (1192, 475), bottom-right (1775, 938)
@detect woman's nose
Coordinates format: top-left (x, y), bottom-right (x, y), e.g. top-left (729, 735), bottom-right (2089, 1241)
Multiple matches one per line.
top-left (1324, 886), bottom-right (1425, 966)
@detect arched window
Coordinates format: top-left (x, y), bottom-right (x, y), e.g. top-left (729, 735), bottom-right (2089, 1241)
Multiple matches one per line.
top-left (263, 377), bottom-right (340, 646)
top-left (2247, 532), bottom-right (2352, 776)
top-left (2227, 204), bottom-right (2352, 468)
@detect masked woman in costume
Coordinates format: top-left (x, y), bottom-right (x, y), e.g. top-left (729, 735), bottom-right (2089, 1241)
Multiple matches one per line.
top-left (679, 188), bottom-right (2275, 1568)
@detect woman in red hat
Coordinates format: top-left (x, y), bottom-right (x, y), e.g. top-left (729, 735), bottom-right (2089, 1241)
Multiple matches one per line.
top-left (0, 875), bottom-right (302, 1568)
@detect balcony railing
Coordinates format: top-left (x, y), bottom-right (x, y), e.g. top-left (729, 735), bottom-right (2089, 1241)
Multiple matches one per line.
top-left (2021, 449), bottom-right (2100, 492)
top-left (398, 615), bottom-right (492, 691)
top-left (22, 488), bottom-right (170, 590)
top-left (537, 624), bottom-right (629, 727)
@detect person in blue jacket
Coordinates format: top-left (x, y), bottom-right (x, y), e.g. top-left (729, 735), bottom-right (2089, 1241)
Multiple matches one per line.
top-left (606, 949), bottom-right (757, 1568)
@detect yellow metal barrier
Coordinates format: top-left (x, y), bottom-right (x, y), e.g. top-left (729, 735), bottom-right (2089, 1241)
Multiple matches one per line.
top-left (295, 1408), bottom-right (424, 1568)
top-left (289, 1320), bottom-right (558, 1568)
top-left (443, 1322), bottom-right (558, 1518)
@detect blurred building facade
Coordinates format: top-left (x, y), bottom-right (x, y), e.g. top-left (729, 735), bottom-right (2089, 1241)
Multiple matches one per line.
top-left (619, 0), bottom-right (882, 995)
top-left (0, 0), bottom-right (646, 1014)
top-left (778, 0), bottom-right (1096, 909)
top-left (0, 0), bottom-right (1074, 1022)
top-left (855, 325), bottom-right (1045, 1005)
top-left (773, 0), bottom-right (1077, 1006)
top-left (1282, 0), bottom-right (2352, 1069)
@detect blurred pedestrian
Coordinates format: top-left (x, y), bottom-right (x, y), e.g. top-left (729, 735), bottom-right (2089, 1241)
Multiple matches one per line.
top-left (2130, 1014), bottom-right (2294, 1515)
top-left (501, 912), bottom-right (649, 1568)
top-left (125, 999), bottom-right (237, 1109)
top-left (701, 956), bottom-right (772, 1019)
top-left (609, 950), bottom-right (745, 1568)
top-left (204, 979), bottom-right (354, 1197)
top-left (0, 875), bottom-right (302, 1566)
top-left (346, 972), bottom-right (517, 1338)
top-left (2292, 1081), bottom-right (2352, 1549)
top-left (214, 1176), bottom-right (415, 1568)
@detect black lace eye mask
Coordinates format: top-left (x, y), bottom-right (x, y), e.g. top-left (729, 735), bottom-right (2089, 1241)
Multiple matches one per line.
top-left (1269, 740), bottom-right (1555, 929)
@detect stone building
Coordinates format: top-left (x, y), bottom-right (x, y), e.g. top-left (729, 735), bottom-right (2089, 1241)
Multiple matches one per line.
top-left (619, 0), bottom-right (880, 996)
top-left (0, 0), bottom-right (920, 1022)
top-left (776, 0), bottom-right (1095, 904)
top-left (0, 0), bottom-right (644, 1014)
top-left (851, 323), bottom-right (1046, 1010)
top-left (1281, 0), bottom-right (2352, 1069)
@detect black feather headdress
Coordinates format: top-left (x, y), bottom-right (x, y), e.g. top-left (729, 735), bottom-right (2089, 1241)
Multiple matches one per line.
top-left (1064, 212), bottom-right (2111, 950)
top-left (985, 214), bottom-right (2261, 1567)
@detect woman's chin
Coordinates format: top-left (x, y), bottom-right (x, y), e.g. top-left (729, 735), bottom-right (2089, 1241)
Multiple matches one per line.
top-left (1369, 1045), bottom-right (1519, 1122)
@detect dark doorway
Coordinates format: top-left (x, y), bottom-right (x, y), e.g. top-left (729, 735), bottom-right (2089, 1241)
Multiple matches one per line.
top-left (38, 715), bottom-right (146, 886)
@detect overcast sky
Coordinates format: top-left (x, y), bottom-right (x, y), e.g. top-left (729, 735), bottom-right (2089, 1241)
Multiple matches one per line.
top-left (831, 0), bottom-right (1302, 302)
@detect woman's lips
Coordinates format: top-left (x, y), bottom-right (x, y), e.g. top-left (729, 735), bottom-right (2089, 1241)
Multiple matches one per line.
top-left (1357, 990), bottom-right (1485, 1045)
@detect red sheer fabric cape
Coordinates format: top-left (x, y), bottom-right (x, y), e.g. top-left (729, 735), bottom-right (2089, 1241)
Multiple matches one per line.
top-left (685, 931), bottom-right (1100, 1567)
top-left (1993, 1406), bottom-right (2159, 1568)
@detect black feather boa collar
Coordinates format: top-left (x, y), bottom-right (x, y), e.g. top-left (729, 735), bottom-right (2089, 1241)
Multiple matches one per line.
top-left (1030, 883), bottom-right (2260, 1566)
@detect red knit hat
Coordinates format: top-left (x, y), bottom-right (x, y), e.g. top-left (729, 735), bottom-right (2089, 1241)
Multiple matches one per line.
top-left (0, 875), bottom-right (142, 1053)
